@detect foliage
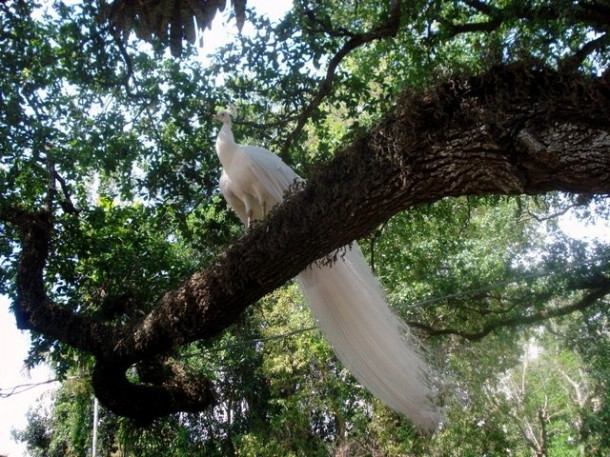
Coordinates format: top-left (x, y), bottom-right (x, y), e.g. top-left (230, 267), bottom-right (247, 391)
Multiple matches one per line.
top-left (2, 0), bottom-right (609, 455)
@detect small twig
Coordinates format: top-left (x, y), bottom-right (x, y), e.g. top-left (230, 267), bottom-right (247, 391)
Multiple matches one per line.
top-left (179, 326), bottom-right (319, 359)
top-left (0, 375), bottom-right (86, 398)
top-left (42, 151), bottom-right (79, 215)
top-left (51, 168), bottom-right (79, 214)
top-left (524, 203), bottom-right (581, 223)
top-left (368, 221), bottom-right (388, 273)
top-left (110, 27), bottom-right (138, 98)
top-left (45, 157), bottom-right (57, 213)
top-left (303, 8), bottom-right (357, 38)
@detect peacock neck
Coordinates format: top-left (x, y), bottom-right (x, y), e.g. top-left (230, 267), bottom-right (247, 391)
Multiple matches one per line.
top-left (215, 123), bottom-right (237, 168)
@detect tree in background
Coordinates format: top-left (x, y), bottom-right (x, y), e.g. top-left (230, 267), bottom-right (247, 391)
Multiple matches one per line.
top-left (2, 0), bottom-right (610, 455)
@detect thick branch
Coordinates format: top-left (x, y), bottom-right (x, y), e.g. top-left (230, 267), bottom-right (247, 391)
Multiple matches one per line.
top-left (92, 359), bottom-right (215, 424)
top-left (443, 0), bottom-right (610, 38)
top-left (560, 32), bottom-right (610, 72)
top-left (3, 205), bottom-right (218, 419)
top-left (5, 207), bottom-right (115, 352)
top-left (108, 64), bottom-right (609, 418)
top-left (11, 63), bottom-right (610, 421)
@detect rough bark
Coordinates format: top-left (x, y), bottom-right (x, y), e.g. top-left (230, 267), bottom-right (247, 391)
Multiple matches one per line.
top-left (10, 63), bottom-right (610, 421)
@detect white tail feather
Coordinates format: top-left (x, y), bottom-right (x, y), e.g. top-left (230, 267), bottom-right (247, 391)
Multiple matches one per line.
top-left (299, 244), bottom-right (442, 431)
top-left (214, 112), bottom-right (441, 431)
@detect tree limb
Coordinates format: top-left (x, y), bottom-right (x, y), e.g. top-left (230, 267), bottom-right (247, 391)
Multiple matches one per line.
top-left (442, 0), bottom-right (610, 38)
top-left (279, 0), bottom-right (402, 159)
top-left (407, 284), bottom-right (610, 341)
top-left (9, 62), bottom-right (610, 421)
top-left (560, 33), bottom-right (610, 72)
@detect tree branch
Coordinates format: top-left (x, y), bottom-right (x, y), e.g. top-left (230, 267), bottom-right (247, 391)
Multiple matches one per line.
top-left (279, 0), bottom-right (402, 159)
top-left (7, 208), bottom-right (114, 350)
top-left (92, 358), bottom-right (215, 424)
top-left (442, 0), bottom-right (610, 39)
top-left (10, 62), bottom-right (610, 421)
top-left (407, 284), bottom-right (610, 341)
top-left (4, 205), bottom-right (218, 421)
top-left (560, 32), bottom-right (610, 72)
top-left (48, 162), bottom-right (79, 215)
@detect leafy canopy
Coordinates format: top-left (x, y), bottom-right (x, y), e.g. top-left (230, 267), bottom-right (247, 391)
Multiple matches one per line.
top-left (2, 0), bottom-right (610, 455)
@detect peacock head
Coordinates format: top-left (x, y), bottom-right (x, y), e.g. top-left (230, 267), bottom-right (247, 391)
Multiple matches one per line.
top-left (213, 110), bottom-right (232, 124)
top-left (214, 106), bottom-right (237, 124)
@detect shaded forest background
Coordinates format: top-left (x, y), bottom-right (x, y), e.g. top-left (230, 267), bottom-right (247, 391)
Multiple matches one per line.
top-left (1, 0), bottom-right (610, 455)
